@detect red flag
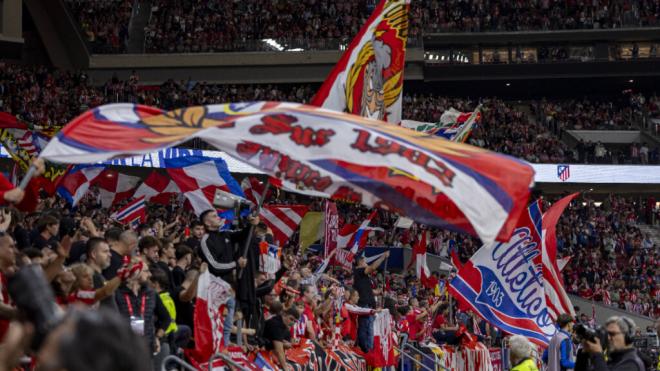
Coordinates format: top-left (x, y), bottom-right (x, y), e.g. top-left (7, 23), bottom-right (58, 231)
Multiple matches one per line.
top-left (110, 197), bottom-right (147, 227)
top-left (413, 231), bottom-right (435, 289)
top-left (542, 193), bottom-right (579, 319)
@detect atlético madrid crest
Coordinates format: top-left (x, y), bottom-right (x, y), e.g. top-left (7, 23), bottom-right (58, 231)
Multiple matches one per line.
top-left (557, 165), bottom-right (570, 181)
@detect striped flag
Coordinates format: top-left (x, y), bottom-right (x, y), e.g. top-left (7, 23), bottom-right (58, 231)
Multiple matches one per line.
top-left (241, 176), bottom-right (266, 204)
top-left (541, 193), bottom-right (579, 320)
top-left (110, 196), bottom-right (146, 227)
top-left (259, 205), bottom-right (309, 247)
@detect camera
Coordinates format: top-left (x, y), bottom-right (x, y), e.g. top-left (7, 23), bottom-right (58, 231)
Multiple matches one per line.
top-left (574, 323), bottom-right (608, 349)
top-left (8, 265), bottom-right (63, 351)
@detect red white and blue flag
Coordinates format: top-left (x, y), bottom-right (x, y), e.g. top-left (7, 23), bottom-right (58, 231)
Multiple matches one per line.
top-left (57, 165), bottom-right (105, 206)
top-left (39, 102), bottom-right (535, 244)
top-left (163, 156), bottom-right (244, 216)
top-left (133, 171), bottom-right (180, 205)
top-left (449, 200), bottom-right (556, 347)
top-left (110, 196), bottom-right (146, 227)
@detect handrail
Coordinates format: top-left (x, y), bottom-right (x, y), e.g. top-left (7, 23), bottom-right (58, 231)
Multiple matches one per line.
top-left (395, 346), bottom-right (434, 371)
top-left (402, 341), bottom-right (451, 371)
top-left (208, 353), bottom-right (248, 371)
top-left (161, 355), bottom-right (198, 371)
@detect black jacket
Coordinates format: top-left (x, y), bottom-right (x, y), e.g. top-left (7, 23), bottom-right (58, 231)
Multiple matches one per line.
top-left (115, 284), bottom-right (171, 353)
top-left (591, 348), bottom-right (645, 371)
top-left (199, 228), bottom-right (250, 284)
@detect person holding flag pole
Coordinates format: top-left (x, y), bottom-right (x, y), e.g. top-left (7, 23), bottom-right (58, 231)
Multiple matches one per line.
top-left (352, 249), bottom-right (389, 353)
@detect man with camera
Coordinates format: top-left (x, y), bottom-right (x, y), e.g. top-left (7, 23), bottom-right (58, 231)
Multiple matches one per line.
top-left (581, 316), bottom-right (646, 371)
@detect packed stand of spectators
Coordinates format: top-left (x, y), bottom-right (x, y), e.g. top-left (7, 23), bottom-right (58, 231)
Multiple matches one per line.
top-left (0, 176), bottom-right (508, 370)
top-left (532, 94), bottom-right (648, 131)
top-left (143, 0), bottom-right (381, 53)
top-left (403, 94), bottom-right (572, 163)
top-left (64, 0), bottom-right (132, 54)
top-left (2, 62), bottom-right (658, 166)
top-left (555, 195), bottom-right (659, 318)
top-left (417, 0), bottom-right (660, 33)
top-left (63, 0), bottom-right (660, 54)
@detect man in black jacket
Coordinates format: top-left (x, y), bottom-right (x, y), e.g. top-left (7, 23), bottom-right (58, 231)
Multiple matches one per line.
top-left (198, 209), bottom-right (259, 347)
top-left (581, 316), bottom-right (645, 371)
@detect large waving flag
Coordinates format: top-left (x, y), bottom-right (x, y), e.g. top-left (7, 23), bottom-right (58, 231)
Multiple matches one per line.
top-left (449, 201), bottom-right (555, 347)
top-left (133, 171), bottom-right (180, 205)
top-left (542, 193), bottom-right (579, 320)
top-left (38, 102), bottom-right (534, 244)
top-left (95, 170), bottom-right (140, 207)
top-left (164, 156), bottom-right (244, 216)
top-left (259, 205), bottom-right (308, 247)
top-left (57, 165), bottom-right (105, 206)
top-left (311, 0), bottom-right (409, 124)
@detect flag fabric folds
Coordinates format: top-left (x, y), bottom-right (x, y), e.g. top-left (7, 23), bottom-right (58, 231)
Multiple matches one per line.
top-left (110, 196), bottom-right (147, 227)
top-left (541, 193), bottom-right (579, 319)
top-left (449, 200), bottom-right (555, 347)
top-left (94, 170), bottom-right (140, 208)
top-left (39, 101), bottom-right (535, 244)
top-left (57, 165), bottom-right (105, 206)
top-left (163, 156), bottom-right (244, 216)
top-left (191, 271), bottom-right (233, 362)
top-left (411, 231), bottom-right (435, 289)
top-left (259, 205), bottom-right (309, 247)
top-left (401, 106), bottom-right (481, 143)
top-left (241, 176), bottom-right (267, 204)
top-left (311, 0), bottom-right (409, 124)
top-left (133, 171), bottom-right (180, 205)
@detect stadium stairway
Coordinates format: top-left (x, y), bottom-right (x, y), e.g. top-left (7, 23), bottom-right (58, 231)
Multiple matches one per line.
top-left (126, 0), bottom-right (151, 53)
top-left (638, 223), bottom-right (660, 244)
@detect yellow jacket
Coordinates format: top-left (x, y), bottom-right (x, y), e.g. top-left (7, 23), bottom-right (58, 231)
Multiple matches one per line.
top-left (511, 358), bottom-right (539, 371)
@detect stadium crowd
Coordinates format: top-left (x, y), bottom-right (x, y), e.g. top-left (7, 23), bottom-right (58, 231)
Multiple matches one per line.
top-left (62, 0), bottom-right (660, 54)
top-left (2, 62), bottom-right (659, 165)
top-left (0, 168), bottom-right (657, 369)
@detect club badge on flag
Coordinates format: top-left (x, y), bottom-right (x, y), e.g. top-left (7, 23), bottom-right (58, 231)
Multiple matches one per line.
top-left (311, 0), bottom-right (410, 124)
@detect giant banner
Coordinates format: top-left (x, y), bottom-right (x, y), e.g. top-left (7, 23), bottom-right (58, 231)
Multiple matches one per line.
top-left (39, 102), bottom-right (534, 244)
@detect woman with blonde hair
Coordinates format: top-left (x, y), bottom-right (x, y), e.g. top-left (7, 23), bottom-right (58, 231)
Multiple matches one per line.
top-left (509, 335), bottom-right (539, 371)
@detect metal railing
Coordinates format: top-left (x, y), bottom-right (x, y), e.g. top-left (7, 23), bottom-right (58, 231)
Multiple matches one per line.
top-left (208, 353), bottom-right (249, 371)
top-left (160, 355), bottom-right (198, 371)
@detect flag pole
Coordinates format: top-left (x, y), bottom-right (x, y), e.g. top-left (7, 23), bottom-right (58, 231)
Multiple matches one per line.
top-left (237, 179), bottom-right (270, 280)
top-left (18, 164), bottom-right (37, 190)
